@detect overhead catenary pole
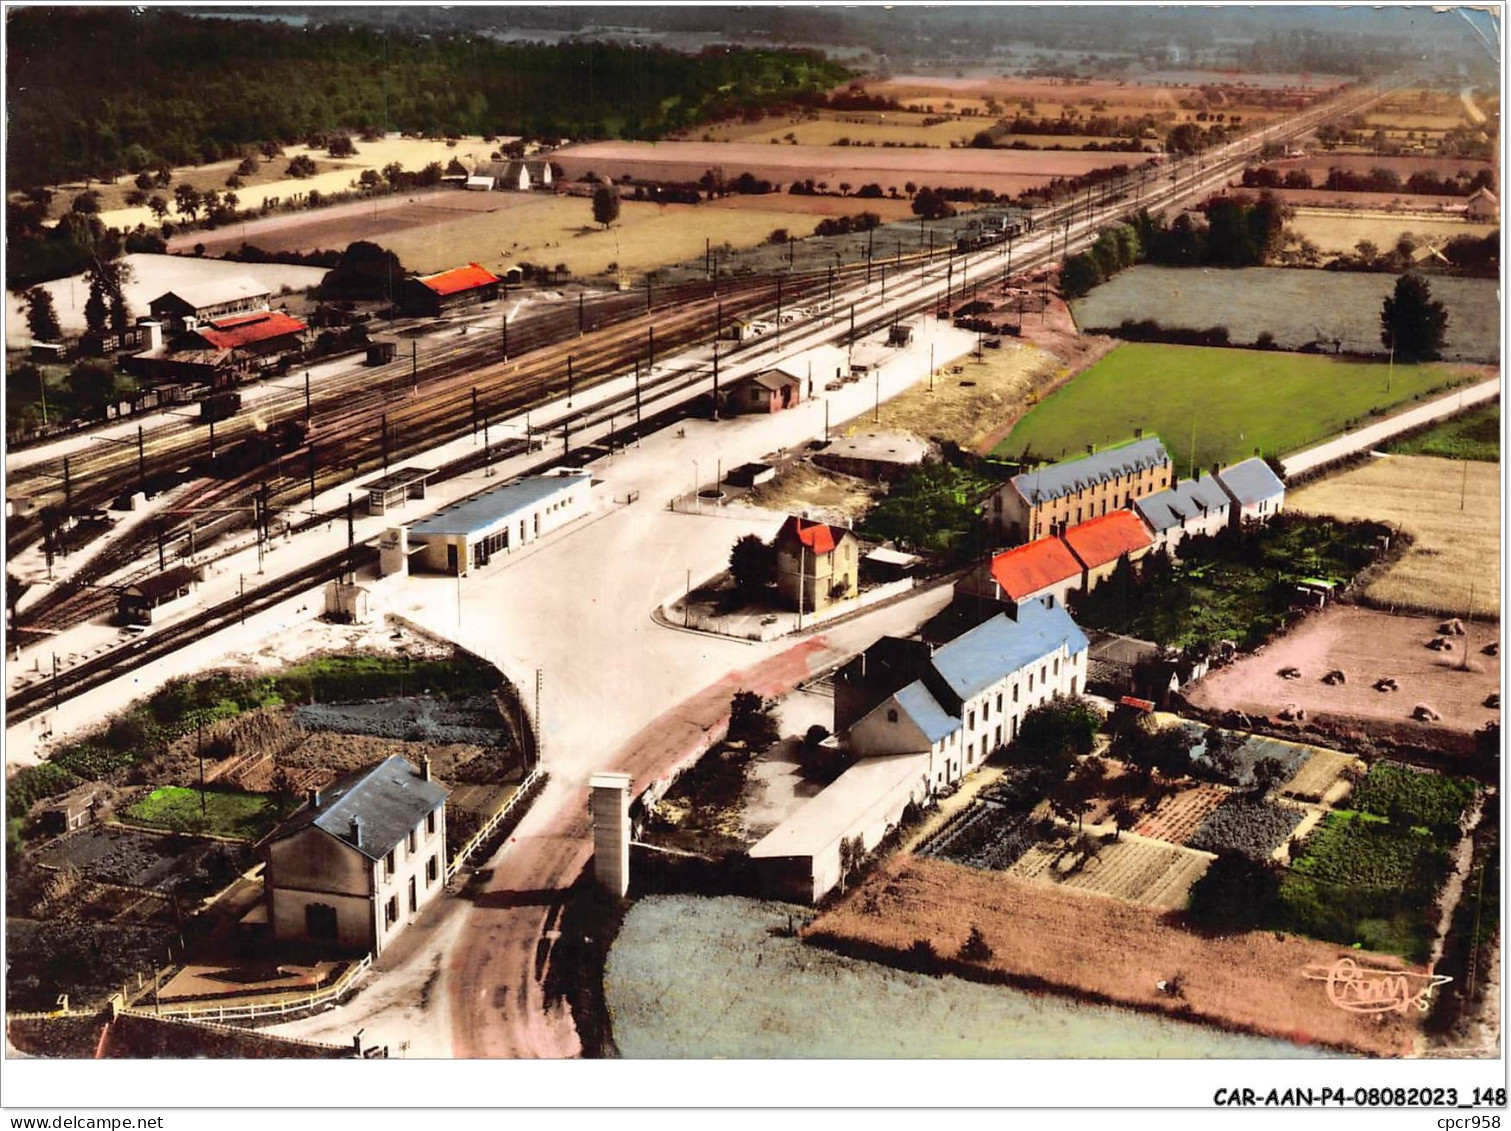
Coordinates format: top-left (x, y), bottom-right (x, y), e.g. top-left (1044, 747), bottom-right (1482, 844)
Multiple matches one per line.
top-left (411, 341), bottom-right (417, 395)
top-left (304, 370), bottom-right (312, 422)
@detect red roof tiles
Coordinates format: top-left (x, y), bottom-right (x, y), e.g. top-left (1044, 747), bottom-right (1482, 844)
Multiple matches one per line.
top-left (416, 262), bottom-right (500, 296)
top-left (193, 311), bottom-right (307, 350)
top-left (1061, 509), bottom-right (1153, 571)
top-left (778, 515), bottom-right (850, 556)
top-left (989, 537), bottom-right (1082, 600)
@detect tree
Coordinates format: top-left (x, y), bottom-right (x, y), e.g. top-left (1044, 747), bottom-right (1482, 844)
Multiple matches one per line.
top-left (327, 135), bottom-right (357, 158)
top-left (172, 182), bottom-right (201, 221)
top-left (1186, 852), bottom-right (1281, 930)
top-left (1059, 252), bottom-right (1103, 299)
top-left (1381, 272), bottom-right (1448, 362)
top-left (727, 689), bottom-right (779, 747)
top-left (1013, 697), bottom-right (1105, 772)
top-left (23, 287), bottom-right (60, 341)
top-left (911, 187), bottom-right (954, 220)
top-left (317, 241), bottom-right (409, 302)
top-left (82, 277), bottom-right (109, 337)
top-left (66, 359), bottom-right (118, 418)
top-left (591, 184), bottom-right (620, 230)
top-left (728, 533), bottom-right (776, 598)
top-left (147, 195), bottom-right (169, 223)
top-left (1249, 755), bottom-right (1288, 798)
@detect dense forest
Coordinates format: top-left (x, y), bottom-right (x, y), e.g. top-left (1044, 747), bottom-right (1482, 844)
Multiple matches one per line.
top-left (6, 8), bottom-right (850, 189)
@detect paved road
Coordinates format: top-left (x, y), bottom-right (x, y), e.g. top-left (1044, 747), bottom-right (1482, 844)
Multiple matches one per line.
top-left (1280, 376), bottom-right (1499, 478)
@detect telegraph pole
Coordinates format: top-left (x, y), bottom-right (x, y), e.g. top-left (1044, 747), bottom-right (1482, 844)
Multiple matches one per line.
top-left (304, 370), bottom-right (312, 422)
top-left (566, 354), bottom-right (574, 407)
top-left (137, 425), bottom-right (146, 495)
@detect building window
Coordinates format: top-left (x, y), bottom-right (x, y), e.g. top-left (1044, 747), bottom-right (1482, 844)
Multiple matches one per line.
top-left (427, 855), bottom-right (439, 886)
top-left (887, 708), bottom-right (898, 723)
top-left (995, 725), bottom-right (1002, 748)
top-left (385, 896), bottom-right (398, 927)
top-left (1012, 683), bottom-right (1019, 703)
top-left (427, 810), bottom-right (437, 836)
top-left (409, 876), bottom-right (418, 915)
top-left (1028, 673), bottom-right (1034, 692)
top-left (1053, 657), bottom-right (1060, 676)
top-left (384, 851), bottom-right (395, 877)
top-left (1040, 665), bottom-right (1047, 684)
top-left (407, 829), bottom-right (417, 856)
top-left (996, 693), bottom-right (1003, 713)
top-left (968, 709), bottom-right (975, 730)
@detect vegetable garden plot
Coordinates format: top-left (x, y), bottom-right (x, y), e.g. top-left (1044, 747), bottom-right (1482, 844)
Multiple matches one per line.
top-left (1278, 750), bottom-right (1361, 804)
top-left (922, 802), bottom-right (1041, 872)
top-left (1007, 837), bottom-right (1213, 909)
top-left (1188, 797), bottom-right (1306, 860)
top-left (34, 825), bottom-right (251, 898)
top-left (293, 694), bottom-right (511, 747)
top-left (1131, 785), bottom-right (1229, 845)
top-left (1349, 761), bottom-right (1477, 835)
top-left (1183, 724), bottom-right (1312, 787)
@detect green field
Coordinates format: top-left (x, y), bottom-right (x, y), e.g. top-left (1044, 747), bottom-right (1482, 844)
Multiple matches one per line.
top-left (993, 343), bottom-right (1481, 472)
top-left (1385, 402), bottom-right (1501, 462)
top-left (120, 786), bottom-right (278, 841)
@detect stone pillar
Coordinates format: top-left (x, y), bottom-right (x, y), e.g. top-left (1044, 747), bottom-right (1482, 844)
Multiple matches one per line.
top-left (589, 771), bottom-right (632, 897)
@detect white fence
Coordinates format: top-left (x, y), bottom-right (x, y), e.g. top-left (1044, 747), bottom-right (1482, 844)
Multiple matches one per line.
top-left (136, 953), bottom-right (373, 1022)
top-left (447, 767), bottom-right (542, 879)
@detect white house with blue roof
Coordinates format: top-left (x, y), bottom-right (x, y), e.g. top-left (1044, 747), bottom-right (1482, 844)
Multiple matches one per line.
top-left (262, 755), bottom-right (448, 956)
top-left (1133, 469), bottom-right (1234, 553)
top-left (1215, 457), bottom-right (1286, 525)
top-left (384, 469), bottom-right (593, 577)
top-left (848, 601), bottom-right (1090, 789)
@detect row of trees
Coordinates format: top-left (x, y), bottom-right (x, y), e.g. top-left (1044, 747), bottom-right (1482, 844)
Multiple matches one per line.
top-left (8, 8), bottom-right (850, 189)
top-left (1060, 194), bottom-right (1292, 298)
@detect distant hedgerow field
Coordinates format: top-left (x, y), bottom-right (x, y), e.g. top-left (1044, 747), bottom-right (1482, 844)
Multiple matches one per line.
top-left (1070, 266), bottom-right (1500, 363)
top-left (1385, 402), bottom-right (1500, 462)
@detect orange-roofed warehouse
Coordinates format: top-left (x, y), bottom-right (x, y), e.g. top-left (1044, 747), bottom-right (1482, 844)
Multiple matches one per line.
top-left (397, 262), bottom-right (501, 317)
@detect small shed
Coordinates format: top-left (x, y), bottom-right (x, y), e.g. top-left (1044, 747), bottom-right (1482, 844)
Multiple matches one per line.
top-left (464, 175), bottom-right (495, 192)
top-left (364, 467), bottom-right (435, 516)
top-left (37, 783), bottom-right (105, 835)
top-left (366, 341), bottom-right (397, 367)
top-left (887, 322), bottom-right (915, 347)
top-left (117, 565), bottom-right (196, 626)
top-left (29, 342), bottom-right (65, 363)
top-left (812, 431), bottom-right (932, 481)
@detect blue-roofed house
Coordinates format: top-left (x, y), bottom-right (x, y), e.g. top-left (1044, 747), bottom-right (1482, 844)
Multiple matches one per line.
top-left (1216, 457), bottom-right (1286, 526)
top-left (989, 434), bottom-right (1172, 545)
top-left (1133, 469), bottom-right (1234, 552)
top-left (262, 755), bottom-right (448, 956)
top-left (388, 470), bottom-right (592, 576)
top-left (849, 603), bottom-right (1089, 787)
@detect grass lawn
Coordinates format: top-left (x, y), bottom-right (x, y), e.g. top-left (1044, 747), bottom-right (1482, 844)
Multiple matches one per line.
top-left (1385, 402), bottom-right (1500, 462)
top-left (121, 786), bottom-right (279, 841)
top-left (994, 343), bottom-right (1481, 472)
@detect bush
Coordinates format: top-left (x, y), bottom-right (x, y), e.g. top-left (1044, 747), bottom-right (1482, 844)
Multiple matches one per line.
top-left (6, 762), bottom-right (81, 820)
top-left (1350, 762), bottom-right (1476, 839)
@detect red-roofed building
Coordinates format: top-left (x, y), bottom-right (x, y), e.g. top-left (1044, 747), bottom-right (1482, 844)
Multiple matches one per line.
top-left (1061, 509), bottom-right (1154, 589)
top-left (955, 536), bottom-right (1083, 613)
top-left (398, 263), bottom-right (501, 317)
top-left (183, 311), bottom-right (308, 365)
top-left (775, 516), bottom-right (859, 613)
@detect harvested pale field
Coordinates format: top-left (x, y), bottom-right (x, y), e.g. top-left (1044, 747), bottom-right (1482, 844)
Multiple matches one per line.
top-left (1286, 209), bottom-right (1498, 257)
top-left (607, 895), bottom-right (1333, 1058)
top-left (848, 335), bottom-right (1062, 452)
top-left (66, 135), bottom-right (503, 234)
top-left (701, 193), bottom-right (918, 221)
top-left (745, 464), bottom-right (882, 526)
top-left (552, 140), bottom-right (1132, 198)
top-left (685, 109), bottom-right (985, 148)
top-left (1289, 454), bottom-right (1500, 616)
top-left (1280, 749), bottom-right (1364, 805)
top-left (806, 854), bottom-right (1425, 1056)
top-left (1186, 606), bottom-right (1501, 744)
top-left (1006, 835), bottom-right (1213, 909)
top-left (370, 194), bottom-right (855, 279)
top-left (1132, 785), bottom-right (1230, 846)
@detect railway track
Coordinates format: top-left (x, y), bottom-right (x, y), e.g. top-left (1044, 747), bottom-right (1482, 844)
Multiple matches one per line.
top-left (9, 80), bottom-right (1390, 648)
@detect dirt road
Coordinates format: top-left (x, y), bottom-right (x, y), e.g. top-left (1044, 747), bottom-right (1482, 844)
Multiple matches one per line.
top-left (447, 633), bottom-right (846, 1059)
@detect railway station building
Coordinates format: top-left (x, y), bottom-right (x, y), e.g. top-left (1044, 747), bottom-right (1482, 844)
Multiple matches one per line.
top-left (148, 277), bottom-right (272, 332)
top-left (383, 469), bottom-right (592, 577)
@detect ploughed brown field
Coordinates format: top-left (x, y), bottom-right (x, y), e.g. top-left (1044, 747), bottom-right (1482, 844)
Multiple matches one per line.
top-left (805, 854), bottom-right (1425, 1056)
top-left (1186, 606), bottom-right (1500, 743)
top-left (552, 140), bottom-right (1134, 197)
